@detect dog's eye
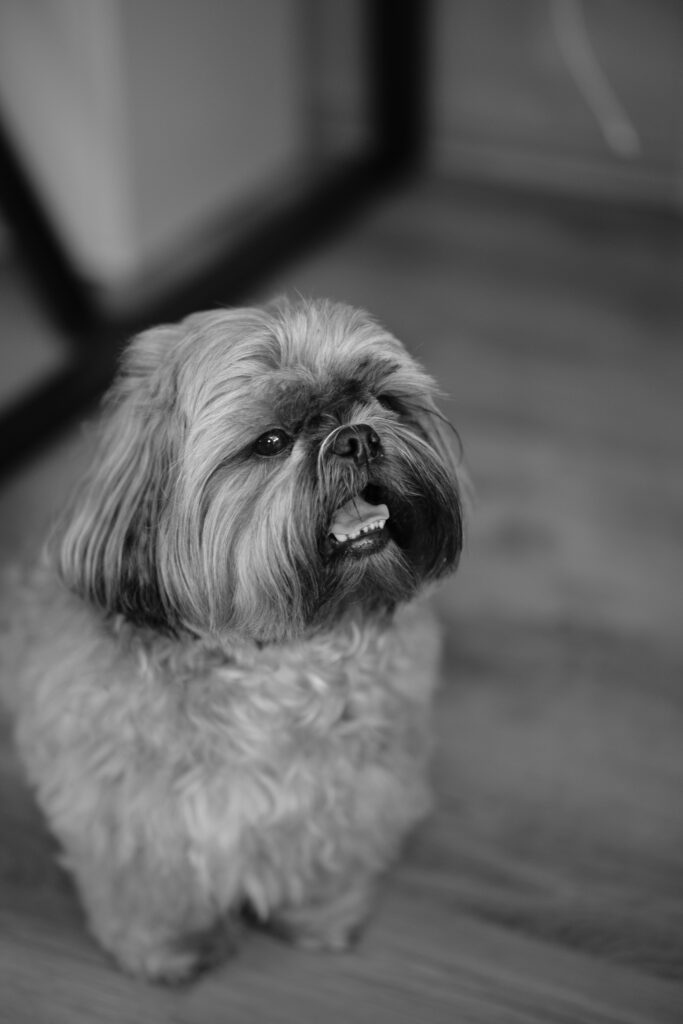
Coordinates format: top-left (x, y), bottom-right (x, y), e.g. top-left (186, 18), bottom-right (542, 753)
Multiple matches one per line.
top-left (253, 429), bottom-right (291, 457)
top-left (377, 394), bottom-right (402, 414)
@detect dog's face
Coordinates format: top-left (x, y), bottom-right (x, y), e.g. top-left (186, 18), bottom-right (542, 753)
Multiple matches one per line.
top-left (56, 300), bottom-right (463, 643)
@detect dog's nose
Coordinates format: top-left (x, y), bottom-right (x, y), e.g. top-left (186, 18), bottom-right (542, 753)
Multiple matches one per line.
top-left (331, 425), bottom-right (381, 464)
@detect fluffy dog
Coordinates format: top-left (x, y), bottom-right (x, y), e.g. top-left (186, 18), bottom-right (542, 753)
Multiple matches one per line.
top-left (6, 298), bottom-right (464, 981)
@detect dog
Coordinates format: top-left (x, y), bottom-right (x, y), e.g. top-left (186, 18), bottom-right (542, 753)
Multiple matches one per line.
top-left (5, 298), bottom-right (464, 981)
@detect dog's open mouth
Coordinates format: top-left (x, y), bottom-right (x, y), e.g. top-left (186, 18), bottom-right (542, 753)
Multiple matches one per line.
top-left (328, 489), bottom-right (391, 557)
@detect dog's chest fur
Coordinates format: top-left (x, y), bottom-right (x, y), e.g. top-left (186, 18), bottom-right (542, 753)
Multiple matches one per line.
top-left (170, 608), bottom-right (439, 912)
top-left (16, 584), bottom-right (440, 916)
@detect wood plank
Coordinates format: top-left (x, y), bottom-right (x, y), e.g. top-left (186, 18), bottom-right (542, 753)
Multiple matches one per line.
top-left (1, 886), bottom-right (681, 1024)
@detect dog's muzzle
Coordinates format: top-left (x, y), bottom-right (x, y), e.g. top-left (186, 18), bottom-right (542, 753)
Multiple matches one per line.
top-left (323, 424), bottom-right (389, 555)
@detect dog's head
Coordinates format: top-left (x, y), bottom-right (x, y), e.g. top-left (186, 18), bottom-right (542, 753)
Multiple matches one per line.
top-left (55, 299), bottom-right (464, 642)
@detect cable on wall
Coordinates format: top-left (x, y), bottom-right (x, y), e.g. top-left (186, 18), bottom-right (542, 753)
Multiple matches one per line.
top-left (551, 0), bottom-right (641, 158)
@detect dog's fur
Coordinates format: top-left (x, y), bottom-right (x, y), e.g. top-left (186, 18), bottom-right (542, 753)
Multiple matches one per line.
top-left (5, 298), bottom-right (464, 981)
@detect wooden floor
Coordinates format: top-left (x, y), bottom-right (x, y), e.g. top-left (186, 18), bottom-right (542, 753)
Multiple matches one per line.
top-left (1, 179), bottom-right (682, 1022)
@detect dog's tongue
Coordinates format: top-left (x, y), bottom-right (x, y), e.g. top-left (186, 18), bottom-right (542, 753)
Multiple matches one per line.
top-left (330, 496), bottom-right (390, 541)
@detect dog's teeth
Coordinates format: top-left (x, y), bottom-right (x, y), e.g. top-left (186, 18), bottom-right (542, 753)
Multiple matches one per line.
top-left (332, 519), bottom-right (386, 545)
top-left (363, 519), bottom-right (386, 534)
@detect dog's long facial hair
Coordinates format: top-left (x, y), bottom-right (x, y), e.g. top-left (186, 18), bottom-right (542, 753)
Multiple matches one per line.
top-left (55, 299), bottom-right (463, 644)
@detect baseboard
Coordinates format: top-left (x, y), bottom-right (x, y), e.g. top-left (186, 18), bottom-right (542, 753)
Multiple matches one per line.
top-left (431, 136), bottom-right (683, 212)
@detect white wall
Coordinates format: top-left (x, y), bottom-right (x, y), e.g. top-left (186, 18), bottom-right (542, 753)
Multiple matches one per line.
top-left (0, 0), bottom-right (132, 283)
top-left (430, 0), bottom-right (683, 205)
top-left (3, 0), bottom-right (676, 297)
top-left (0, 0), bottom-right (307, 291)
top-left (315, 0), bottom-right (683, 207)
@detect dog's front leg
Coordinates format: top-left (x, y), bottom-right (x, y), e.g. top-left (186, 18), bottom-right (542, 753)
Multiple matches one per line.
top-left (65, 841), bottom-right (239, 983)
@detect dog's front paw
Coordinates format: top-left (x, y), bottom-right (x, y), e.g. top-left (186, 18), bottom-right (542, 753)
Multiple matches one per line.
top-left (273, 916), bottom-right (365, 953)
top-left (267, 879), bottom-right (374, 954)
top-left (104, 918), bottom-right (239, 984)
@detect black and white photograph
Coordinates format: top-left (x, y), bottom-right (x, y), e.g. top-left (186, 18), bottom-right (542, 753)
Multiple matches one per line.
top-left (0, 2), bottom-right (681, 1022)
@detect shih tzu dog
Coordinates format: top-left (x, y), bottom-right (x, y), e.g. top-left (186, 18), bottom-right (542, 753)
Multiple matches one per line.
top-left (6, 298), bottom-right (464, 982)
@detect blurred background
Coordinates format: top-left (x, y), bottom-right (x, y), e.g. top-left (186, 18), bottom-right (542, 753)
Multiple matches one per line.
top-left (1, 1), bottom-right (682, 1021)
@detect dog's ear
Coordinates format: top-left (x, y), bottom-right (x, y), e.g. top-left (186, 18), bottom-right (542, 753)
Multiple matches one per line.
top-left (54, 326), bottom-right (184, 631)
top-left (400, 387), bottom-right (468, 566)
